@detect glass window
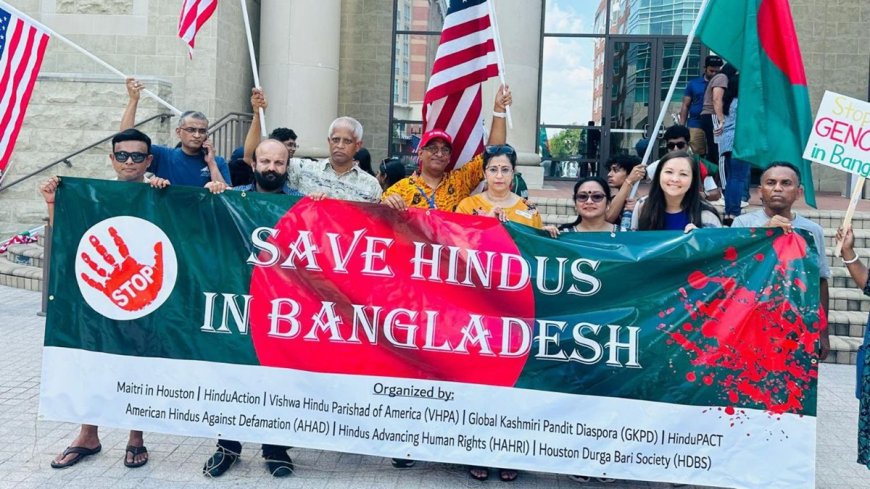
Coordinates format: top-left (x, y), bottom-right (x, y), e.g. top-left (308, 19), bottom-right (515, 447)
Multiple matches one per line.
top-left (610, 0), bottom-right (703, 35)
top-left (540, 37), bottom-right (602, 126)
top-left (544, 0), bottom-right (607, 35)
top-left (392, 34), bottom-right (439, 120)
top-left (396, 0), bottom-right (445, 33)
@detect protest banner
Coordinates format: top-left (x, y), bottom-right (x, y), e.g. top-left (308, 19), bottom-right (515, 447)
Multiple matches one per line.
top-left (39, 178), bottom-right (821, 488)
top-left (804, 91), bottom-right (870, 252)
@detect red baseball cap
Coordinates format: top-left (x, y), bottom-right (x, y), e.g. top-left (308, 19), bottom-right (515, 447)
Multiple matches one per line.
top-left (419, 130), bottom-right (453, 150)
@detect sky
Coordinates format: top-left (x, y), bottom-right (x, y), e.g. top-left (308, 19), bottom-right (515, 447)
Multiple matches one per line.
top-left (540, 0), bottom-right (600, 126)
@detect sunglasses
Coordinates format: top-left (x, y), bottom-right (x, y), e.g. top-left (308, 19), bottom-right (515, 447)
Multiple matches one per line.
top-left (666, 141), bottom-right (688, 150)
top-left (485, 145), bottom-right (515, 156)
top-left (575, 192), bottom-right (607, 203)
top-left (113, 151), bottom-right (149, 163)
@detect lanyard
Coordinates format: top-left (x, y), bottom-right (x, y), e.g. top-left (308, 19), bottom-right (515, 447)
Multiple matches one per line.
top-left (414, 185), bottom-right (436, 209)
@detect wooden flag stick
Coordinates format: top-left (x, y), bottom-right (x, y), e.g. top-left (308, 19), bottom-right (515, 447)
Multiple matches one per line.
top-left (834, 176), bottom-right (865, 256)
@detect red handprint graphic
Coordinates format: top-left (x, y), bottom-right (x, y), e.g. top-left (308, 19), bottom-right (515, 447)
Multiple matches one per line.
top-left (79, 226), bottom-right (164, 311)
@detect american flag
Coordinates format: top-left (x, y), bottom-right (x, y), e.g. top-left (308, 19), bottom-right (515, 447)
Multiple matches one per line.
top-left (423, 0), bottom-right (499, 168)
top-left (178, 0), bottom-right (218, 58)
top-left (0, 5), bottom-right (49, 185)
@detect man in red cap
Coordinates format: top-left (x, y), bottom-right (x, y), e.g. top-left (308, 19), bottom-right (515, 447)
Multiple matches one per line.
top-left (381, 86), bottom-right (512, 211)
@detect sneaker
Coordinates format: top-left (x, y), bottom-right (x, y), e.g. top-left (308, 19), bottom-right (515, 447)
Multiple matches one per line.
top-left (741, 200), bottom-right (749, 208)
top-left (203, 448), bottom-right (238, 478)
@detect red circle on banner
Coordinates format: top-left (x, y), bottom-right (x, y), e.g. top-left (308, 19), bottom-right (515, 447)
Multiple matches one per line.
top-left (248, 199), bottom-right (535, 386)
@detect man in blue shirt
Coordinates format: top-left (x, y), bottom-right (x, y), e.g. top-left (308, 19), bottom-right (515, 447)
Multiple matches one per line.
top-left (121, 78), bottom-right (231, 186)
top-left (679, 55), bottom-right (723, 157)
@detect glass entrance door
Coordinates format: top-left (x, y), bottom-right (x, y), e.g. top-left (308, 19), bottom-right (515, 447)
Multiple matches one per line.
top-left (602, 37), bottom-right (702, 167)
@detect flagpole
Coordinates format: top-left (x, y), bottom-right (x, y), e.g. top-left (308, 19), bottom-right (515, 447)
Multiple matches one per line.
top-left (0, 1), bottom-right (182, 115)
top-left (239, 0), bottom-right (267, 137)
top-left (486, 0), bottom-right (513, 129)
top-left (620, 0), bottom-right (711, 229)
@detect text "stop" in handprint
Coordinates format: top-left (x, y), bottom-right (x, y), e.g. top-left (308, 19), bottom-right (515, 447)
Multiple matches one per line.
top-left (80, 226), bottom-right (164, 311)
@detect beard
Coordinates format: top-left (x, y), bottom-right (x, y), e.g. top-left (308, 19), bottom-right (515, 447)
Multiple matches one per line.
top-left (254, 170), bottom-right (288, 192)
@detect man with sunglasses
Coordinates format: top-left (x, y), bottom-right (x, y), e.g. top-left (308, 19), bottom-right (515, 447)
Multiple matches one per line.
top-left (380, 86), bottom-right (512, 212)
top-left (39, 128), bottom-right (167, 471)
top-left (646, 125), bottom-right (721, 203)
top-left (121, 78), bottom-right (231, 187)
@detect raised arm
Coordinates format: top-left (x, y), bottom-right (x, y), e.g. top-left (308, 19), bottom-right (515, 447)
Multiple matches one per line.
top-left (486, 85), bottom-right (512, 146)
top-left (606, 164), bottom-right (646, 223)
top-left (120, 77), bottom-right (142, 131)
top-left (243, 88), bottom-right (268, 165)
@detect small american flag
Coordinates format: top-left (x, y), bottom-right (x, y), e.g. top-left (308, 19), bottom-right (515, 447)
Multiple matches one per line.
top-left (178, 0), bottom-right (218, 58)
top-left (423, 0), bottom-right (499, 169)
top-left (0, 5), bottom-right (49, 185)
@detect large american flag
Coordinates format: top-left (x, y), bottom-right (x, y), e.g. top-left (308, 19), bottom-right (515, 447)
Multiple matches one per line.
top-left (0, 5), bottom-right (49, 186)
top-left (178, 0), bottom-right (217, 58)
top-left (423, 0), bottom-right (499, 168)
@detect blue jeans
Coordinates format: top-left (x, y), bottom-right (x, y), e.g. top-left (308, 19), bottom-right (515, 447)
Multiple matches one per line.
top-left (724, 154), bottom-right (749, 216)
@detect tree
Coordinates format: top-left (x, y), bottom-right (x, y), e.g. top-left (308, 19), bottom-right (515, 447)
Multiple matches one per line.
top-left (548, 128), bottom-right (584, 159)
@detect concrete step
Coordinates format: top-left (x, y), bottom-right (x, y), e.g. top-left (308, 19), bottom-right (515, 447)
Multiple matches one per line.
top-left (0, 260), bottom-right (42, 291)
top-left (37, 233), bottom-right (45, 247)
top-left (829, 287), bottom-right (870, 314)
top-left (828, 310), bottom-right (867, 339)
top-left (825, 246), bottom-right (870, 268)
top-left (824, 334), bottom-right (865, 365)
top-left (822, 228), bottom-right (870, 248)
top-left (4, 243), bottom-right (44, 268)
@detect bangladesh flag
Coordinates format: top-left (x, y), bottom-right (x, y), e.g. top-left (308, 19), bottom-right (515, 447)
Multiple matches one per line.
top-left (697, 0), bottom-right (816, 207)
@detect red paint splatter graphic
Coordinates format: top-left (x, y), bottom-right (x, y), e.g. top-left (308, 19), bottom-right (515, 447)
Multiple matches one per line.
top-left (663, 233), bottom-right (819, 415)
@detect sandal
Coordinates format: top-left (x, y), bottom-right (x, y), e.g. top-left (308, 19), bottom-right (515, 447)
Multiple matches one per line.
top-left (469, 465), bottom-right (489, 481)
top-left (499, 469), bottom-right (519, 482)
top-left (391, 458), bottom-right (416, 468)
top-left (124, 445), bottom-right (149, 468)
top-left (50, 444), bottom-right (102, 469)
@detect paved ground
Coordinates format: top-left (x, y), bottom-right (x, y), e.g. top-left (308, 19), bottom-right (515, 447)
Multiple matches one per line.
top-left (0, 284), bottom-right (868, 488)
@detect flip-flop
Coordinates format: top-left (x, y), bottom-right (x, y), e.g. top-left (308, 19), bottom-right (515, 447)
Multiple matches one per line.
top-left (124, 445), bottom-right (149, 468)
top-left (50, 444), bottom-right (102, 469)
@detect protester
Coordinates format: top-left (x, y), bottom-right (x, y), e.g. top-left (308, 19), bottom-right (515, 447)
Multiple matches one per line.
top-left (242, 89), bottom-right (301, 164)
top-left (631, 151), bottom-right (721, 232)
top-left (355, 148), bottom-right (375, 176)
top-left (680, 55), bottom-right (723, 156)
top-left (732, 162), bottom-right (830, 359)
top-left (381, 86), bottom-right (512, 211)
top-left (699, 60), bottom-right (728, 170)
top-left (378, 158), bottom-right (406, 191)
top-left (834, 226), bottom-right (870, 468)
top-left (202, 139), bottom-right (299, 478)
top-left (456, 144), bottom-right (542, 231)
top-left (716, 64), bottom-right (749, 223)
top-left (121, 78), bottom-right (230, 186)
top-left (42, 128), bottom-right (168, 470)
top-left (604, 155), bottom-right (645, 224)
top-left (545, 177), bottom-right (616, 237)
top-left (645, 125), bottom-right (721, 203)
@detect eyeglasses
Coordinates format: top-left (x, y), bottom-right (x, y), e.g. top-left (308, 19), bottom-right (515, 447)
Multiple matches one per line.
top-left (286, 142), bottom-right (298, 149)
top-left (179, 127), bottom-right (208, 135)
top-left (575, 192), bottom-right (607, 203)
top-left (485, 166), bottom-right (513, 175)
top-left (423, 145), bottom-right (452, 156)
top-left (485, 145), bottom-right (515, 156)
top-left (113, 151), bottom-right (149, 163)
top-left (666, 141), bottom-right (688, 150)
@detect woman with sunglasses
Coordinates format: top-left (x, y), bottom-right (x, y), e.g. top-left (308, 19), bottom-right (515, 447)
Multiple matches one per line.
top-left (631, 151), bottom-right (721, 232)
top-left (544, 177), bottom-right (615, 238)
top-left (456, 144), bottom-right (542, 231)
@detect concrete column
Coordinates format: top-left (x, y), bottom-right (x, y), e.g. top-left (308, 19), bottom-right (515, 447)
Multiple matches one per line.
top-left (482, 0), bottom-right (544, 188)
top-left (260, 0), bottom-right (341, 158)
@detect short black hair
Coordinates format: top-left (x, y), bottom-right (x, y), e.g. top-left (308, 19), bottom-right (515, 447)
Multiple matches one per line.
top-left (269, 127), bottom-right (297, 142)
top-left (705, 55), bottom-right (724, 67)
top-left (663, 124), bottom-right (691, 142)
top-left (608, 154), bottom-right (640, 173)
top-left (112, 128), bottom-right (151, 153)
top-left (764, 161), bottom-right (802, 183)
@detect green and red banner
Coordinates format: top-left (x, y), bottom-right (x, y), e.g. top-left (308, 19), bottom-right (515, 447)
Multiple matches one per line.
top-left (40, 178), bottom-right (822, 488)
top-left (697, 0), bottom-right (816, 207)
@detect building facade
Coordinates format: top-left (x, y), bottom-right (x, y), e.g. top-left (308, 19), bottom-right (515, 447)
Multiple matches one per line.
top-left (0, 0), bottom-right (868, 236)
